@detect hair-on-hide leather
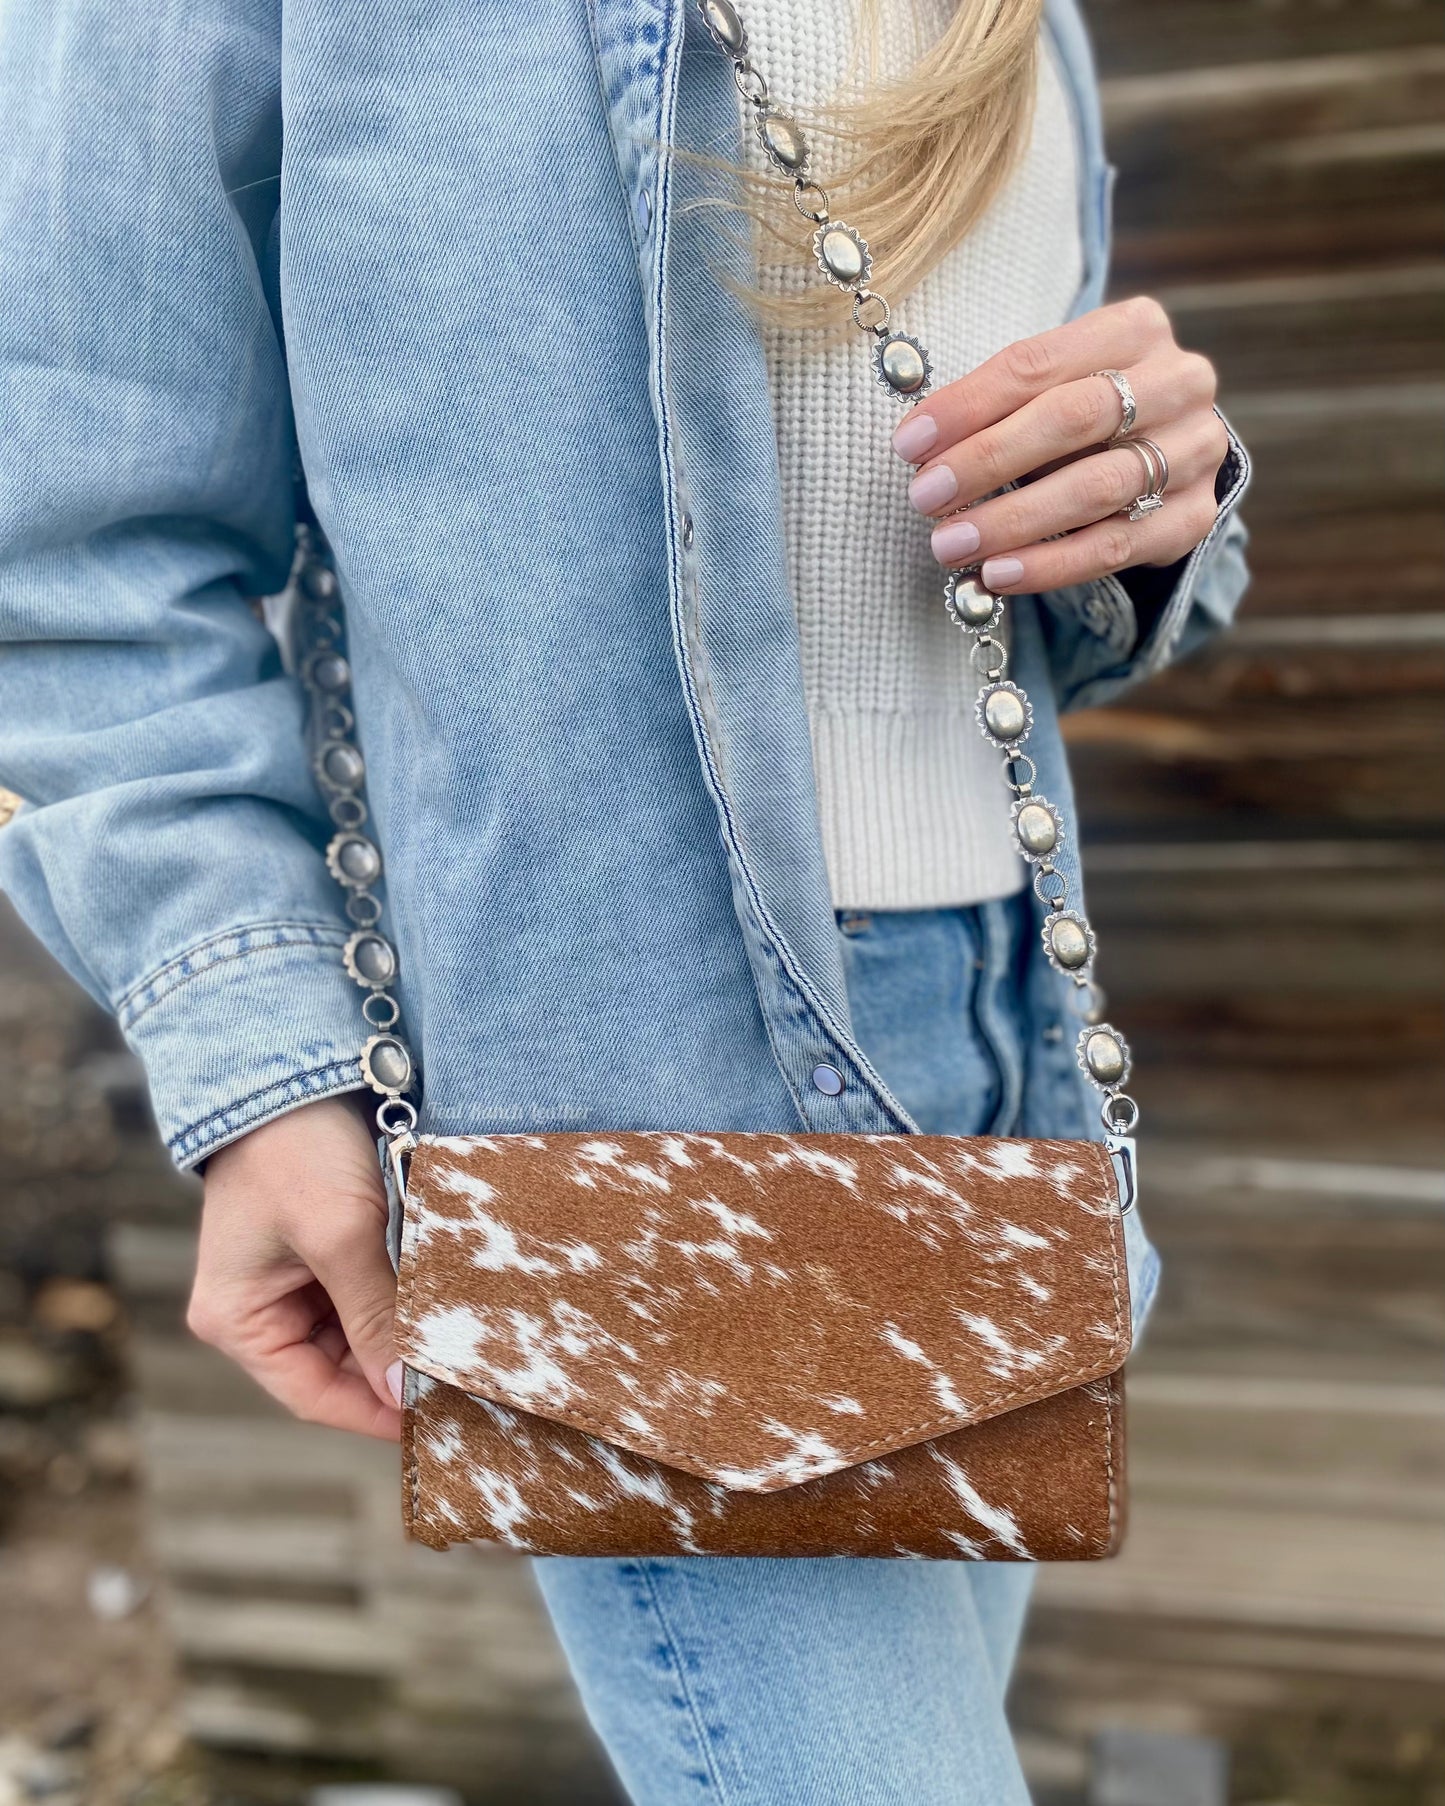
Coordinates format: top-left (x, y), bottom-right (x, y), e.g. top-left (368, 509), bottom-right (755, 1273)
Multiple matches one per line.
top-left (394, 1131), bottom-right (1131, 1558)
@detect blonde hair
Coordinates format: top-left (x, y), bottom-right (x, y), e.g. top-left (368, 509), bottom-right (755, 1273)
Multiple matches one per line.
top-left (742, 0), bottom-right (1044, 327)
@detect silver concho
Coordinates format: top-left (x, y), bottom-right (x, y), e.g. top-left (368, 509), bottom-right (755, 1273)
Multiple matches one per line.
top-left (1077, 1023), bottom-right (1131, 1088)
top-left (325, 830), bottom-right (382, 889)
top-left (698, 0), bottom-right (746, 56)
top-left (943, 570), bottom-right (1003, 633)
top-left (975, 681), bottom-right (1033, 748)
top-left (344, 929), bottom-right (398, 990)
top-left (873, 332), bottom-right (932, 400)
top-left (813, 222), bottom-right (870, 290)
top-left (757, 109), bottom-right (808, 176)
top-left (1042, 911), bottom-right (1096, 976)
top-left (361, 1032), bottom-right (413, 1095)
top-left (301, 564), bottom-right (339, 602)
top-left (1010, 796), bottom-right (1063, 864)
top-left (305, 650), bottom-right (351, 695)
top-left (315, 739), bottom-right (365, 793)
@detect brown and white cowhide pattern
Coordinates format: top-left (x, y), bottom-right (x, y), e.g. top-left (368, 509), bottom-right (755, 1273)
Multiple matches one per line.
top-left (394, 1132), bottom-right (1130, 1558)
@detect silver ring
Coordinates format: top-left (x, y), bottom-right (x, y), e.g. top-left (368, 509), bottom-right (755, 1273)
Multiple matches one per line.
top-left (1092, 368), bottom-right (1137, 441)
top-left (1133, 436), bottom-right (1169, 496)
top-left (1117, 435), bottom-right (1169, 521)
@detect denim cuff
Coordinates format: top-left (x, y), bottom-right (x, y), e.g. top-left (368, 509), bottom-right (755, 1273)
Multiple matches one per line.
top-left (117, 920), bottom-right (369, 1169)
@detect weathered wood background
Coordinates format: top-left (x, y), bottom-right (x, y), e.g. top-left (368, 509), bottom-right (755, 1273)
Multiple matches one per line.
top-left (1015, 2), bottom-right (1445, 1800)
top-left (2, 2), bottom-right (1443, 1803)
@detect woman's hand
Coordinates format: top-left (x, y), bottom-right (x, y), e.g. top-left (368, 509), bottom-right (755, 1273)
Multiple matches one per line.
top-left (893, 295), bottom-right (1228, 593)
top-left (187, 1096), bottom-right (403, 1441)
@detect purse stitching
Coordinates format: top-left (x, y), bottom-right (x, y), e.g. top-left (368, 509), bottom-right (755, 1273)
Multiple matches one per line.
top-left (397, 1326), bottom-right (427, 1542)
top-left (404, 1376), bottom-right (421, 1535)
top-left (1103, 1371), bottom-right (1117, 1548)
top-left (1102, 1199), bottom-right (1127, 1550)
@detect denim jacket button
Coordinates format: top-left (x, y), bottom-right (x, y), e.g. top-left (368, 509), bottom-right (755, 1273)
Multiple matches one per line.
top-left (811, 1063), bottom-right (844, 1096)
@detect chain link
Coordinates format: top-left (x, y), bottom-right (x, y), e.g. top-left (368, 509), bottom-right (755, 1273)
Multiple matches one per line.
top-left (295, 526), bottom-right (418, 1148)
top-left (850, 290), bottom-right (891, 334)
top-left (288, 4), bottom-right (1142, 1149)
top-left (695, 0), bottom-right (1137, 1133)
top-left (733, 60), bottom-right (768, 106)
top-left (792, 178), bottom-right (830, 223)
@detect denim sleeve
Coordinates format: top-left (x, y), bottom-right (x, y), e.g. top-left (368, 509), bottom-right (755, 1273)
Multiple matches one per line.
top-left (1037, 416), bottom-right (1253, 714)
top-left (0, 0), bottom-right (365, 1168)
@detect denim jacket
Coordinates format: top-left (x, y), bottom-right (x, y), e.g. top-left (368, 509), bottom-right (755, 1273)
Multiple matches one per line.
top-left (0, 0), bottom-right (1248, 1171)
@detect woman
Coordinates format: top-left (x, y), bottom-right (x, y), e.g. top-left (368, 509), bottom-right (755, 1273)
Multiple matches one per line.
top-left (0, 0), bottom-right (1247, 1797)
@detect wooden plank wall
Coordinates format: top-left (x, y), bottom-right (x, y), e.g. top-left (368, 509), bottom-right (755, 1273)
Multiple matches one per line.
top-left (1015, 4), bottom-right (1445, 1800)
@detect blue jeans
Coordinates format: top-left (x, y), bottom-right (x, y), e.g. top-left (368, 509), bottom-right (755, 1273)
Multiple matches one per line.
top-left (535, 898), bottom-right (1067, 1805)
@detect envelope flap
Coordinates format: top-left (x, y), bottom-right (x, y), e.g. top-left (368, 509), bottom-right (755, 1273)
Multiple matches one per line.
top-left (394, 1131), bottom-right (1129, 1493)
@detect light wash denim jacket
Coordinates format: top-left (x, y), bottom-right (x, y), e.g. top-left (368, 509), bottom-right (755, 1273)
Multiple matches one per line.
top-left (0, 0), bottom-right (1248, 1181)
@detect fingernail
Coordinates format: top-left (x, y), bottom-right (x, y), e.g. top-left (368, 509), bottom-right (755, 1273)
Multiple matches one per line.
top-left (908, 465), bottom-right (958, 514)
top-left (931, 517), bottom-right (982, 564)
top-left (892, 412), bottom-right (938, 461)
top-left (385, 1359), bottom-right (404, 1406)
top-left (981, 556), bottom-right (1025, 589)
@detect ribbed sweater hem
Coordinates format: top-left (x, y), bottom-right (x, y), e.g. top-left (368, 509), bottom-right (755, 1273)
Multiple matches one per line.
top-left (809, 710), bottom-right (1029, 912)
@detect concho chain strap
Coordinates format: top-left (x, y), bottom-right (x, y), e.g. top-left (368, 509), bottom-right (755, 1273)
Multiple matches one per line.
top-left (292, 0), bottom-right (1140, 1165)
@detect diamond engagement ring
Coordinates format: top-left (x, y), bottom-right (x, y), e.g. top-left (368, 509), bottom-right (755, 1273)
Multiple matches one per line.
top-left (1093, 368), bottom-right (1137, 441)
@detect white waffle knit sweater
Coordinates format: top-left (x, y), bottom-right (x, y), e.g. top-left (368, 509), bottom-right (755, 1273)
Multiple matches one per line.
top-left (739, 0), bottom-right (1084, 909)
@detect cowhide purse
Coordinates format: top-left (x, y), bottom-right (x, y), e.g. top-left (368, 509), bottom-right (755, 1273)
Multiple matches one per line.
top-left (390, 1131), bottom-right (1131, 1558)
top-left (291, 0), bottom-right (1141, 1558)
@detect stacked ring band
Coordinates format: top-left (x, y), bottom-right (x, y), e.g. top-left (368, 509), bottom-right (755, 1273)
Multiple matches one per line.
top-left (1093, 368), bottom-right (1137, 441)
top-left (1118, 436), bottom-right (1169, 521)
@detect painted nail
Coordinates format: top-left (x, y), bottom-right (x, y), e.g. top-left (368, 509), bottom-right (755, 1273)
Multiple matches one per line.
top-left (892, 412), bottom-right (939, 461)
top-left (931, 517), bottom-right (982, 564)
top-left (908, 464), bottom-right (958, 514)
top-left (981, 556), bottom-right (1025, 589)
top-left (385, 1359), bottom-right (404, 1406)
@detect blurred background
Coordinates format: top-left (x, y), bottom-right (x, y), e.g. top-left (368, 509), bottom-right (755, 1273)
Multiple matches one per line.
top-left (2, 3), bottom-right (1442, 1803)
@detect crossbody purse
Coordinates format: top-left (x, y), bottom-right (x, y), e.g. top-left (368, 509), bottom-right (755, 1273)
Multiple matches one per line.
top-left (293, 0), bottom-right (1141, 1559)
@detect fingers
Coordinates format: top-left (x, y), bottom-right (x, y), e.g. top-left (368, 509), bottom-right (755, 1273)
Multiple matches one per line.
top-left (299, 1215), bottom-right (402, 1412)
top-left (892, 295), bottom-right (1177, 462)
top-left (189, 1280), bottom-right (402, 1442)
top-left (886, 295), bottom-right (1224, 590)
top-left (906, 349), bottom-right (1216, 518)
top-left (247, 1332), bottom-right (403, 1442)
top-left (189, 1098), bottom-right (404, 1442)
top-left (972, 479), bottom-right (1222, 595)
top-left (928, 415), bottom-right (1227, 570)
